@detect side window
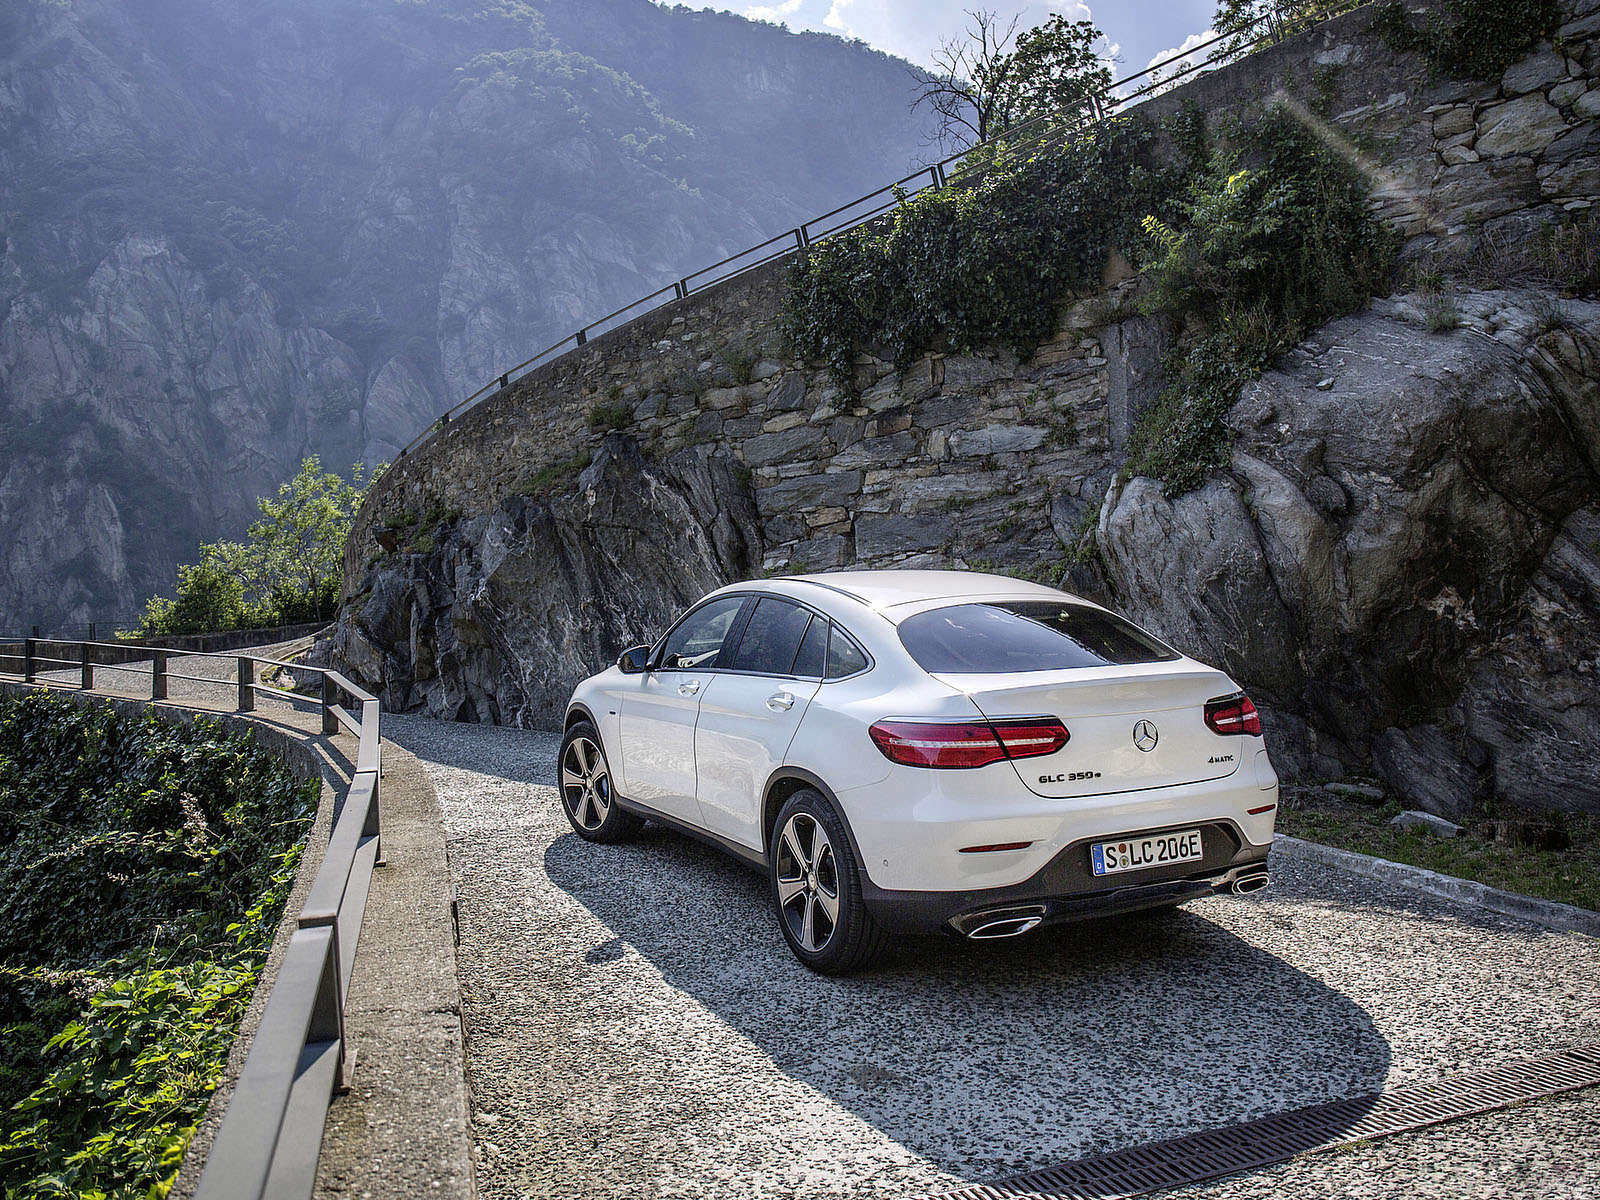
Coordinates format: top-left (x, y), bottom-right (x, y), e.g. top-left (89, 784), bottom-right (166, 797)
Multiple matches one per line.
top-left (726, 598), bottom-right (812, 675)
top-left (825, 626), bottom-right (870, 678)
top-left (791, 616), bottom-right (828, 680)
top-left (657, 597), bottom-right (745, 670)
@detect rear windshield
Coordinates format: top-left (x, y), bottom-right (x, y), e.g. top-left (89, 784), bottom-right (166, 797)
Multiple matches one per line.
top-left (898, 601), bottom-right (1179, 674)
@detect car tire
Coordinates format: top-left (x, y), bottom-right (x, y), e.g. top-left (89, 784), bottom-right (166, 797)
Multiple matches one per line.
top-left (559, 721), bottom-right (643, 844)
top-left (770, 787), bottom-right (887, 975)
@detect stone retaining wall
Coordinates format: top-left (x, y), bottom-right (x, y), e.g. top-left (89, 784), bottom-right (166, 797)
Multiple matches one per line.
top-left (349, 0), bottom-right (1600, 588)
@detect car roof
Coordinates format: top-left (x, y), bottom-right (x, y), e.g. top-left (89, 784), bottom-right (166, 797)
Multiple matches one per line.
top-left (771, 569), bottom-right (1094, 614)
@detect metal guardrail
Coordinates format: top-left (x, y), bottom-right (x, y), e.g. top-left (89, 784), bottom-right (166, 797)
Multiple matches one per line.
top-left (384, 0), bottom-right (1366, 467)
top-left (0, 636), bottom-right (382, 1200)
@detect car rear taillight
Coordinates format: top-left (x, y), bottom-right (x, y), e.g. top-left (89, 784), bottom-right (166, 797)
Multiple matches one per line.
top-left (992, 718), bottom-right (1072, 760)
top-left (1204, 693), bottom-right (1262, 737)
top-left (868, 718), bottom-right (1069, 769)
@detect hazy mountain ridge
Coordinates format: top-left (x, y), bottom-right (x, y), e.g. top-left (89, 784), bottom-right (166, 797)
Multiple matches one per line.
top-left (0, 0), bottom-right (934, 625)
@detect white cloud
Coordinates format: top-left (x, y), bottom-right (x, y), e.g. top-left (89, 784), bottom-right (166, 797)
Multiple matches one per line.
top-left (743, 0), bottom-right (805, 22)
top-left (1140, 27), bottom-right (1218, 86)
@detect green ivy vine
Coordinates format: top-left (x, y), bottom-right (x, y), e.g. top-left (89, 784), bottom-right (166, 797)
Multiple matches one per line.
top-left (0, 692), bottom-right (314, 1200)
top-left (1371, 0), bottom-right (1561, 80)
top-left (781, 116), bottom-right (1194, 391)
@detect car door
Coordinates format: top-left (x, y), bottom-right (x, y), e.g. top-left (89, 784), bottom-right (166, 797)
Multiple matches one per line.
top-left (693, 598), bottom-right (825, 851)
top-left (617, 594), bottom-right (748, 823)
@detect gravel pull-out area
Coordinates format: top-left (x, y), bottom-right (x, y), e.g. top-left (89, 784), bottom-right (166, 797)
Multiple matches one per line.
top-left (384, 713), bottom-right (1600, 1200)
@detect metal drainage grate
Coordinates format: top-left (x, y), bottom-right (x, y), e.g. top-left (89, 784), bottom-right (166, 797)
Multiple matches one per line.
top-left (933, 1043), bottom-right (1600, 1200)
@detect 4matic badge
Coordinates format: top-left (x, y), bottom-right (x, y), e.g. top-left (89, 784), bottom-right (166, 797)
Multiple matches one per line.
top-left (1208, 754), bottom-right (1235, 764)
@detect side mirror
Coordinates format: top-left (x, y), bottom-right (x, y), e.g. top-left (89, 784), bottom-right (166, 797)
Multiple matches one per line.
top-left (617, 644), bottom-right (651, 674)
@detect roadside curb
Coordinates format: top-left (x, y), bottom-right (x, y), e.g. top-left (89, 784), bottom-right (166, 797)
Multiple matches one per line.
top-left (1273, 834), bottom-right (1600, 937)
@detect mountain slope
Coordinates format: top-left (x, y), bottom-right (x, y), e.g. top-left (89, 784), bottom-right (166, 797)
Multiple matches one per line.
top-left (0, 0), bottom-right (935, 625)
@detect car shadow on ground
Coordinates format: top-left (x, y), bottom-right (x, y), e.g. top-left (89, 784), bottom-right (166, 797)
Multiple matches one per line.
top-left (543, 821), bottom-right (1392, 1183)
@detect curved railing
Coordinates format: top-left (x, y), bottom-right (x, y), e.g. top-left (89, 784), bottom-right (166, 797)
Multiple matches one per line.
top-left (0, 636), bottom-right (382, 1200)
top-left (388, 0), bottom-right (1366, 466)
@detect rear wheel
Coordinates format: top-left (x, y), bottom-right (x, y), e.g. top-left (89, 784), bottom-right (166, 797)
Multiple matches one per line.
top-left (559, 721), bottom-right (643, 844)
top-left (770, 788), bottom-right (886, 975)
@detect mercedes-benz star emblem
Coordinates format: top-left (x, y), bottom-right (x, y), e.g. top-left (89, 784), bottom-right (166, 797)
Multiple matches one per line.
top-left (1132, 719), bottom-right (1159, 753)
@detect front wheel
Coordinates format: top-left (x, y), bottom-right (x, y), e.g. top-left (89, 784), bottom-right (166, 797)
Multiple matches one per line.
top-left (770, 788), bottom-right (886, 975)
top-left (559, 721), bottom-right (643, 844)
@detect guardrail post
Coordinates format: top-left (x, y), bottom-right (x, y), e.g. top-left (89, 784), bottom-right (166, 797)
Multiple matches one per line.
top-left (792, 228), bottom-right (805, 251)
top-left (673, 280), bottom-right (688, 300)
top-left (313, 927), bottom-right (350, 1090)
top-left (23, 638), bottom-right (38, 683)
top-left (80, 641), bottom-right (93, 690)
top-left (575, 328), bottom-right (587, 346)
top-left (152, 651), bottom-right (167, 700)
top-left (497, 373), bottom-right (509, 389)
top-left (238, 656), bottom-right (255, 712)
top-left (322, 674), bottom-right (339, 734)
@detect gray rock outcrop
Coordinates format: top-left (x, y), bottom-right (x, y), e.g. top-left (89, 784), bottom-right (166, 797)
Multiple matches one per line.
top-left (1099, 291), bottom-right (1600, 817)
top-left (324, 436), bottom-right (760, 726)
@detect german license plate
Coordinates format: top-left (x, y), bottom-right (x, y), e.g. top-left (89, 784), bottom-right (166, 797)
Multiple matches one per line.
top-left (1091, 829), bottom-right (1203, 877)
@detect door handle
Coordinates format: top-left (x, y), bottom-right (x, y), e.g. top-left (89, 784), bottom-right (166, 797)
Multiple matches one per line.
top-left (678, 680), bottom-right (701, 697)
top-left (766, 691), bottom-right (795, 712)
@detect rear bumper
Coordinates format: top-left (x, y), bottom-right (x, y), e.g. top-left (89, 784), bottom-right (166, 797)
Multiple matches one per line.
top-left (861, 825), bottom-right (1272, 935)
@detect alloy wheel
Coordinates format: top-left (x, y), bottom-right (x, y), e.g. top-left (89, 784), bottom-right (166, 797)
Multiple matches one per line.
top-left (774, 812), bottom-right (839, 953)
top-left (561, 736), bottom-right (612, 831)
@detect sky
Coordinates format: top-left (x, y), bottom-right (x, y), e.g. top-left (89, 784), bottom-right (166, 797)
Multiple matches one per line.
top-left (663, 0), bottom-right (1223, 88)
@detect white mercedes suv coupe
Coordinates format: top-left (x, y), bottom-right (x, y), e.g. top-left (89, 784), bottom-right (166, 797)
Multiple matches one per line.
top-left (560, 570), bottom-right (1277, 974)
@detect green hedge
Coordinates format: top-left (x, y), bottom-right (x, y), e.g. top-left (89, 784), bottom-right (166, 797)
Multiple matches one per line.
top-left (0, 692), bottom-right (314, 1200)
top-left (782, 115), bottom-right (1197, 391)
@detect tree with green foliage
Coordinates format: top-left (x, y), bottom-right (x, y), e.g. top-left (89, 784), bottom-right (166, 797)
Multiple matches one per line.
top-left (139, 457), bottom-right (380, 636)
top-left (913, 9), bottom-right (1113, 151)
top-left (141, 557), bottom-right (248, 637)
top-left (1210, 0), bottom-right (1352, 54)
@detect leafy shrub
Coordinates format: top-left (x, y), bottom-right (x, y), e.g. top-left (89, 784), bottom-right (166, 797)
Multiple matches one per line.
top-left (1423, 292), bottom-right (1464, 333)
top-left (783, 116), bottom-right (1189, 390)
top-left (518, 453), bottom-right (592, 499)
top-left (1370, 0), bottom-right (1559, 80)
top-left (587, 399), bottom-right (634, 431)
top-left (1540, 212), bottom-right (1600, 296)
top-left (716, 343), bottom-right (760, 385)
top-left (0, 692), bottom-right (314, 1199)
top-left (1125, 107), bottom-right (1395, 492)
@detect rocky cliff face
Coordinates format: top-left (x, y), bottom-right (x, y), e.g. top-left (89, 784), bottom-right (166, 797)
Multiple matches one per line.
top-left (339, 436), bottom-right (759, 726)
top-left (333, 0), bottom-right (1600, 817)
top-left (1099, 291), bottom-right (1600, 817)
top-left (0, 0), bottom-right (934, 626)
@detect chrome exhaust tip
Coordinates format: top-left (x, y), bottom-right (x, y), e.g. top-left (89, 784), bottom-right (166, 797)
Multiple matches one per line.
top-left (1231, 870), bottom-right (1269, 896)
top-left (956, 904), bottom-right (1048, 939)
